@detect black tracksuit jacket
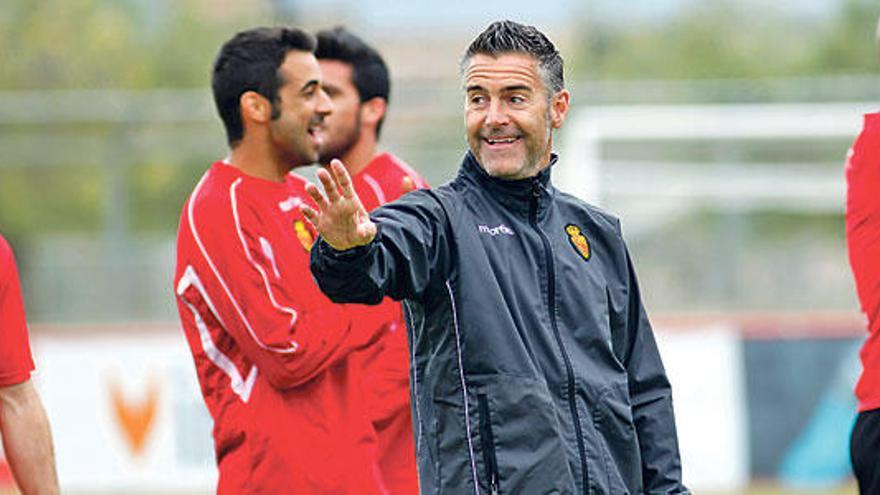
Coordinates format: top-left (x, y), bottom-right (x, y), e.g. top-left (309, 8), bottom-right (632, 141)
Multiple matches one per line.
top-left (311, 152), bottom-right (689, 494)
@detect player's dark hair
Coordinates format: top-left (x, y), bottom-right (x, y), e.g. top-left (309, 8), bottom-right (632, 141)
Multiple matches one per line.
top-left (462, 20), bottom-right (564, 95)
top-left (212, 26), bottom-right (316, 146)
top-left (315, 26), bottom-right (390, 137)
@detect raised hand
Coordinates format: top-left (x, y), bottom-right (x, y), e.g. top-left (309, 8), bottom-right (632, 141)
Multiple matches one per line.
top-left (302, 159), bottom-right (377, 251)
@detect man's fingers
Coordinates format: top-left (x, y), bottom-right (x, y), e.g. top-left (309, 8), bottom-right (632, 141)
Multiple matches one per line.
top-left (300, 204), bottom-right (318, 227)
top-left (304, 182), bottom-right (329, 211)
top-left (316, 167), bottom-right (341, 203)
top-left (329, 159), bottom-right (370, 217)
top-left (331, 159), bottom-right (356, 200)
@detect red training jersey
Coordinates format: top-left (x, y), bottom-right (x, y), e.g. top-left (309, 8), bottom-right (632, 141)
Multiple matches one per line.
top-left (173, 161), bottom-right (397, 493)
top-left (354, 152), bottom-right (429, 210)
top-left (846, 113), bottom-right (880, 412)
top-left (0, 234), bottom-right (35, 387)
top-left (350, 153), bottom-right (428, 495)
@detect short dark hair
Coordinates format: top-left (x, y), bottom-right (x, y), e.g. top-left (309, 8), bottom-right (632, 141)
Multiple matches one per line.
top-left (212, 26), bottom-right (316, 146)
top-left (315, 26), bottom-right (390, 136)
top-left (462, 20), bottom-right (564, 95)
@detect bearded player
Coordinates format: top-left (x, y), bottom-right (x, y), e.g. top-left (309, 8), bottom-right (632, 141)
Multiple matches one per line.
top-left (315, 26), bottom-right (427, 495)
top-left (173, 26), bottom-right (398, 493)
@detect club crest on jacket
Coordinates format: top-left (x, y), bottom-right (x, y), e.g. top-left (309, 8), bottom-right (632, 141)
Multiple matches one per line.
top-left (565, 224), bottom-right (590, 261)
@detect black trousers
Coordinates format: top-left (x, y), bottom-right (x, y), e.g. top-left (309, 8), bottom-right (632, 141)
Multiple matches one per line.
top-left (852, 408), bottom-right (880, 494)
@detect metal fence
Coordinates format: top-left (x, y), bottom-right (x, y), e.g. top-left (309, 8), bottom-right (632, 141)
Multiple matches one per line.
top-left (1, 79), bottom-right (877, 322)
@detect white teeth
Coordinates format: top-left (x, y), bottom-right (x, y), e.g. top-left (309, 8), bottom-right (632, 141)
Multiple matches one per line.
top-left (487, 138), bottom-right (516, 144)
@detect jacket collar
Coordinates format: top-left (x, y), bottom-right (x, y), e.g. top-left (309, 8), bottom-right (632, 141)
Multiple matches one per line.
top-left (458, 151), bottom-right (557, 214)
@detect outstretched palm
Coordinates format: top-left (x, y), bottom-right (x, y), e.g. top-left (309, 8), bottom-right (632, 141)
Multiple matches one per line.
top-left (302, 159), bottom-right (377, 251)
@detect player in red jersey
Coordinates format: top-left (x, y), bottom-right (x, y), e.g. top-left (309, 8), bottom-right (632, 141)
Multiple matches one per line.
top-left (846, 20), bottom-right (880, 493)
top-left (315, 27), bottom-right (428, 495)
top-left (173, 27), bottom-right (397, 493)
top-left (0, 234), bottom-right (59, 494)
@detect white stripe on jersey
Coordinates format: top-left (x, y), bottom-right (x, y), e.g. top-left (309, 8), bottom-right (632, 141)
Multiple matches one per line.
top-left (177, 265), bottom-right (258, 402)
top-left (230, 179), bottom-right (298, 326)
top-left (186, 172), bottom-right (299, 353)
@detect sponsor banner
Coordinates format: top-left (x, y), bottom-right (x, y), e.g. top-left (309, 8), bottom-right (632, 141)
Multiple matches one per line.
top-left (743, 336), bottom-right (859, 485)
top-left (655, 324), bottom-right (749, 492)
top-left (16, 315), bottom-right (859, 491)
top-left (31, 328), bottom-right (215, 491)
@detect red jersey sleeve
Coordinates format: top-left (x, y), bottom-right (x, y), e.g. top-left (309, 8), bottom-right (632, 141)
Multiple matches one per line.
top-left (0, 235), bottom-right (35, 387)
top-left (175, 176), bottom-right (390, 390)
top-left (356, 153), bottom-right (429, 211)
top-left (847, 114), bottom-right (880, 329)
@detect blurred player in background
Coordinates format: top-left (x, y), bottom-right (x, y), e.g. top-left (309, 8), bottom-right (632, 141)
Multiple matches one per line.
top-left (173, 26), bottom-right (398, 493)
top-left (845, 18), bottom-right (880, 494)
top-left (0, 234), bottom-right (59, 494)
top-left (315, 26), bottom-right (427, 494)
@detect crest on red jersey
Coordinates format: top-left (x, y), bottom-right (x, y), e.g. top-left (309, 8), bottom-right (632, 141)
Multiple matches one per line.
top-left (293, 220), bottom-right (314, 251)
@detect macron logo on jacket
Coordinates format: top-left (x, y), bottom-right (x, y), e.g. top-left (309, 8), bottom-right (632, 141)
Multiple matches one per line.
top-left (478, 224), bottom-right (515, 236)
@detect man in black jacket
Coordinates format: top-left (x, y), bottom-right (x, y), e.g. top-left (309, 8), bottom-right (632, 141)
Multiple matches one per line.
top-left (303, 20), bottom-right (689, 494)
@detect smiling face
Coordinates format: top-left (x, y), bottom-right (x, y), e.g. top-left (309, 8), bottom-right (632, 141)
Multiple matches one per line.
top-left (268, 50), bottom-right (333, 166)
top-left (464, 52), bottom-right (569, 180)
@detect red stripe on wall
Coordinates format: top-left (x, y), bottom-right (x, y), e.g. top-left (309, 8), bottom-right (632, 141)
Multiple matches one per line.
top-left (653, 311), bottom-right (866, 340)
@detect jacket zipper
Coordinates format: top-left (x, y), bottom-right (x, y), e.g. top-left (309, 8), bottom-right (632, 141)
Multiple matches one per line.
top-left (477, 394), bottom-right (500, 494)
top-left (530, 180), bottom-right (589, 494)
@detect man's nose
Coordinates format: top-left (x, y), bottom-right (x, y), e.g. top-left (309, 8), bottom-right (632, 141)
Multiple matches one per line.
top-left (317, 88), bottom-right (332, 115)
top-left (485, 99), bottom-right (510, 127)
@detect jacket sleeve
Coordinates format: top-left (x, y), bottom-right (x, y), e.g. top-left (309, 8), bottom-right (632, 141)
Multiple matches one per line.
top-left (311, 190), bottom-right (452, 304)
top-left (176, 194), bottom-right (395, 391)
top-left (611, 230), bottom-right (689, 494)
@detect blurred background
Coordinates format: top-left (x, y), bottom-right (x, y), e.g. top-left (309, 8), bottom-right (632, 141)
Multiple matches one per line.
top-left (1, 0), bottom-right (878, 492)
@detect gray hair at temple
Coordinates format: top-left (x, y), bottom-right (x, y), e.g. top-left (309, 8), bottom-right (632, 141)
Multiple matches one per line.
top-left (461, 20), bottom-right (565, 96)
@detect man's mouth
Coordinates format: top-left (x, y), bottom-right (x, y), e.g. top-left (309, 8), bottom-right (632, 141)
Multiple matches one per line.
top-left (307, 120), bottom-right (324, 143)
top-left (483, 136), bottom-right (520, 147)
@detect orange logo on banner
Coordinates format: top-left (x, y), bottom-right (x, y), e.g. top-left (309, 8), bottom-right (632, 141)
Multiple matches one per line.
top-left (565, 224), bottom-right (591, 261)
top-left (108, 377), bottom-right (159, 457)
top-left (294, 220), bottom-right (314, 251)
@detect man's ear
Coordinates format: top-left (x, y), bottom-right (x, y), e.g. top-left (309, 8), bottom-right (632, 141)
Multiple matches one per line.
top-left (549, 89), bottom-right (570, 130)
top-left (240, 91), bottom-right (273, 125)
top-left (360, 97), bottom-right (387, 130)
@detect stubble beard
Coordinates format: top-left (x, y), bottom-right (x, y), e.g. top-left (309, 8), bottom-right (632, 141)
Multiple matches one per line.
top-left (318, 116), bottom-right (362, 166)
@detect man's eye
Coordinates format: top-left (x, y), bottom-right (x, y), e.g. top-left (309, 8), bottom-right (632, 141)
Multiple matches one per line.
top-left (510, 95), bottom-right (526, 104)
top-left (469, 95), bottom-right (485, 105)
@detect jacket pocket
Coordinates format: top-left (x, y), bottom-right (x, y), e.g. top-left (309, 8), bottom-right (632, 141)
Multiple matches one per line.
top-left (589, 382), bottom-right (641, 494)
top-left (430, 375), bottom-right (577, 494)
top-left (477, 393), bottom-right (500, 494)
top-left (470, 374), bottom-right (576, 494)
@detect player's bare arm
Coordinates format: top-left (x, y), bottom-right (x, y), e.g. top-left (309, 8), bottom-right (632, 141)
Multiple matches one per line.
top-left (0, 380), bottom-right (60, 495)
top-left (302, 159), bottom-right (377, 251)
